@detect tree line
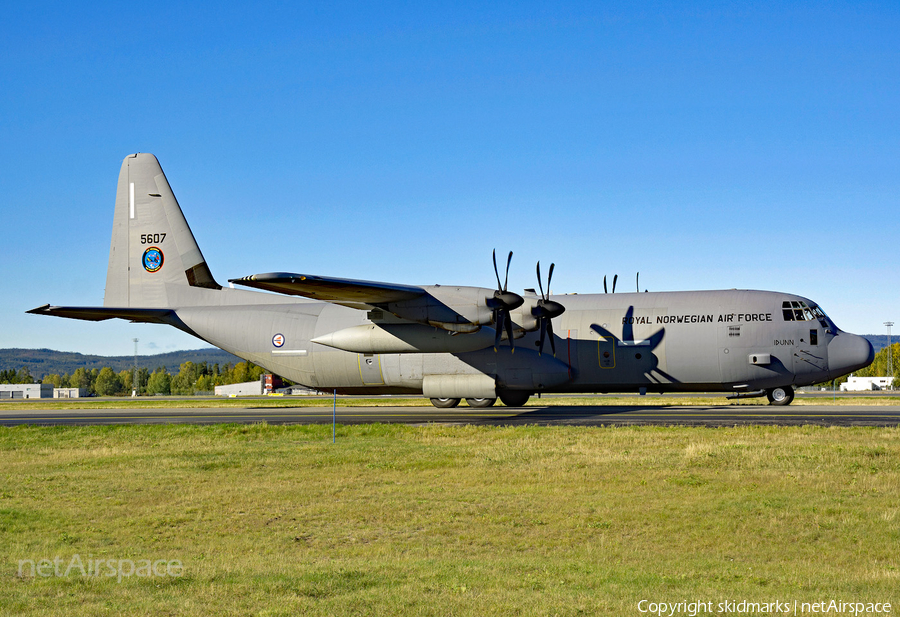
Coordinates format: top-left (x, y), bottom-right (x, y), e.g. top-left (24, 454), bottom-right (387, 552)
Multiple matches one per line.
top-left (1, 361), bottom-right (268, 396)
top-left (852, 343), bottom-right (899, 388)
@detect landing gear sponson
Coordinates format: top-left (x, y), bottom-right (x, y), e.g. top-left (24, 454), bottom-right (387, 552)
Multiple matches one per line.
top-left (432, 387), bottom-right (798, 408)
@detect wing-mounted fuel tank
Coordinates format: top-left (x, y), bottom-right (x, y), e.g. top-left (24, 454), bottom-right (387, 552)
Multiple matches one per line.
top-left (311, 323), bottom-right (495, 354)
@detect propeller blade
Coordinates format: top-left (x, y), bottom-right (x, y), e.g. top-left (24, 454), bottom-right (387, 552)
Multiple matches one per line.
top-left (538, 318), bottom-right (546, 356)
top-left (505, 311), bottom-right (516, 353)
top-left (534, 260), bottom-right (562, 355)
top-left (536, 262), bottom-right (544, 300)
top-left (489, 250), bottom-right (523, 351)
top-left (547, 319), bottom-right (556, 356)
top-left (492, 249), bottom-right (502, 291)
top-left (612, 274), bottom-right (618, 294)
top-left (604, 275), bottom-right (607, 294)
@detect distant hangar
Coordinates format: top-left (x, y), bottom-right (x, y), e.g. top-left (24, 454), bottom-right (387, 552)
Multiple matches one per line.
top-left (0, 384), bottom-right (89, 399)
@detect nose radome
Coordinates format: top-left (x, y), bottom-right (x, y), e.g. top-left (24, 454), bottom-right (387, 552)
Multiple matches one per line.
top-left (828, 333), bottom-right (875, 379)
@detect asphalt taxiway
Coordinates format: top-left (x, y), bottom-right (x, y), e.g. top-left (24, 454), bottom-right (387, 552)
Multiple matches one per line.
top-left (2, 403), bottom-right (899, 427)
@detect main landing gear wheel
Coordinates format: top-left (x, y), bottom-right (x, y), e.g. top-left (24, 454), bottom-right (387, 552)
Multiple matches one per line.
top-left (430, 398), bottom-right (460, 409)
top-left (466, 397), bottom-right (496, 408)
top-left (498, 390), bottom-right (531, 408)
top-left (766, 386), bottom-right (794, 406)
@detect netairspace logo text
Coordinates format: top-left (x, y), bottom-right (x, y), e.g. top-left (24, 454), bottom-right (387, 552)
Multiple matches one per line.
top-left (17, 555), bottom-right (183, 583)
top-left (637, 600), bottom-right (892, 616)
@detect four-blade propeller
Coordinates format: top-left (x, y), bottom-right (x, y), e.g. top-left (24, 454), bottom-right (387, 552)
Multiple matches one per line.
top-left (533, 262), bottom-right (566, 356)
top-left (486, 251), bottom-right (567, 356)
top-left (603, 274), bottom-right (618, 294)
top-left (487, 250), bottom-right (524, 352)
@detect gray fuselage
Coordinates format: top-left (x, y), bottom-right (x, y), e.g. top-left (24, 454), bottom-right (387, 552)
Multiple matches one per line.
top-left (172, 286), bottom-right (872, 396)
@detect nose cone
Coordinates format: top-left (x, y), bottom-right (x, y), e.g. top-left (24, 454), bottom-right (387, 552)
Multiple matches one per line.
top-left (828, 333), bottom-right (875, 379)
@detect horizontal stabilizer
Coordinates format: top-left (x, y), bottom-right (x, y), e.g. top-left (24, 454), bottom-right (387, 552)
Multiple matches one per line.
top-left (229, 272), bottom-right (426, 305)
top-left (27, 305), bottom-right (191, 331)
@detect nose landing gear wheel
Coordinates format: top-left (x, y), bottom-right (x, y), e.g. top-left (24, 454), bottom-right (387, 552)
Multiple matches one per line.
top-left (430, 398), bottom-right (460, 409)
top-left (766, 386), bottom-right (794, 406)
top-left (466, 397), bottom-right (496, 408)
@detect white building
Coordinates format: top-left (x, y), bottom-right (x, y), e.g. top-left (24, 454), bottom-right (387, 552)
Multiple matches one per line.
top-left (215, 381), bottom-right (263, 397)
top-left (0, 383), bottom-right (54, 399)
top-left (54, 388), bottom-right (90, 398)
top-left (841, 376), bottom-right (895, 391)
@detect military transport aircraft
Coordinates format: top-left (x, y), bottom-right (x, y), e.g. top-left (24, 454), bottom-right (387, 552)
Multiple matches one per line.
top-left (29, 154), bottom-right (874, 407)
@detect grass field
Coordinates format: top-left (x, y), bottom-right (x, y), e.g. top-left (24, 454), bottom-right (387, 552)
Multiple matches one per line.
top-left (2, 423), bottom-right (899, 616)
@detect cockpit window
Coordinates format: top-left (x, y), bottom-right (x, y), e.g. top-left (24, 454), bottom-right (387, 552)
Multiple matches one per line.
top-left (783, 302), bottom-right (795, 321)
top-left (810, 305), bottom-right (831, 330)
top-left (783, 300), bottom-right (833, 330)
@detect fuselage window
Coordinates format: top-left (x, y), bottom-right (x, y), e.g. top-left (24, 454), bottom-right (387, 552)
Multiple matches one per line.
top-left (810, 329), bottom-right (818, 345)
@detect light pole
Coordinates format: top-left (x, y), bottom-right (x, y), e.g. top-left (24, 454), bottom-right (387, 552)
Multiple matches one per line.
top-left (133, 338), bottom-right (139, 397)
top-left (886, 322), bottom-right (894, 390)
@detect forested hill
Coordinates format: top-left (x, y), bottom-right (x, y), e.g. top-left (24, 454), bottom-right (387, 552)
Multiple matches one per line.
top-left (864, 335), bottom-right (894, 353)
top-left (0, 348), bottom-right (243, 378)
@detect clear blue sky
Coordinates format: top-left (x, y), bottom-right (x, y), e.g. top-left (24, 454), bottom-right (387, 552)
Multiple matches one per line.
top-left (2, 1), bottom-right (898, 357)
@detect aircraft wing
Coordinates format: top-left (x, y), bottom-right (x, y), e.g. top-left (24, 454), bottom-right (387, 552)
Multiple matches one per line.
top-left (229, 272), bottom-right (427, 307)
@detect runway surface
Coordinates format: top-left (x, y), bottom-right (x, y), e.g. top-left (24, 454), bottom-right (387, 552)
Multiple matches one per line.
top-left (2, 403), bottom-right (900, 427)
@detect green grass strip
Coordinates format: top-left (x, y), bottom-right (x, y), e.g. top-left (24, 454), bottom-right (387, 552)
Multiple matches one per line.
top-left (1, 423), bottom-right (898, 615)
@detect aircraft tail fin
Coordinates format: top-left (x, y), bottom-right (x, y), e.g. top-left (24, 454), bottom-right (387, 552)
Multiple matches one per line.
top-left (104, 153), bottom-right (221, 308)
